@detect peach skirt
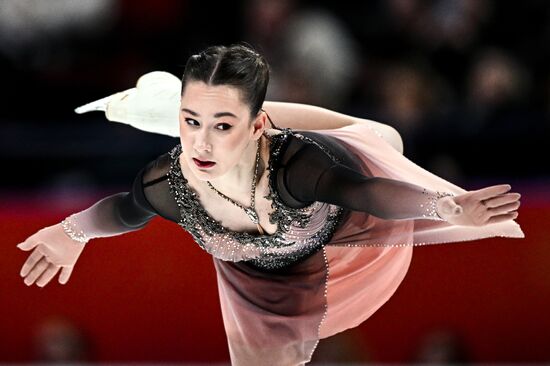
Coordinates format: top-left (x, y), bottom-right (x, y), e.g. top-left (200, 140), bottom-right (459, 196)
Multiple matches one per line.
top-left (212, 123), bottom-right (524, 365)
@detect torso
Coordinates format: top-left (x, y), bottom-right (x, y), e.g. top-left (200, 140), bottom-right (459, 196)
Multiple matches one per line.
top-left (178, 128), bottom-right (283, 236)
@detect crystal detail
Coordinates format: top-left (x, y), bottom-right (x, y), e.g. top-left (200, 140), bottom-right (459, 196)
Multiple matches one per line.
top-left (61, 216), bottom-right (89, 244)
top-left (421, 189), bottom-right (456, 221)
top-left (245, 208), bottom-right (259, 224)
top-left (166, 129), bottom-right (345, 271)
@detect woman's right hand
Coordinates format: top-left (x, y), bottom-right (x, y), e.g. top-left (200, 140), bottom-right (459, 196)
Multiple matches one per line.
top-left (16, 223), bottom-right (87, 287)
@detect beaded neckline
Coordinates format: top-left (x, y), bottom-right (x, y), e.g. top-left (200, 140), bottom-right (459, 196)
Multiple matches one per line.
top-left (166, 128), bottom-right (319, 244)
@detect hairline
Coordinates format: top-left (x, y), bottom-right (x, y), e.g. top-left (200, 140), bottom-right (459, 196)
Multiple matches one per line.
top-left (181, 78), bottom-right (260, 122)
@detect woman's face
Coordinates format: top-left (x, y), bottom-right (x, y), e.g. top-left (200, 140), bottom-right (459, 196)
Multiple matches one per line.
top-left (179, 81), bottom-right (261, 181)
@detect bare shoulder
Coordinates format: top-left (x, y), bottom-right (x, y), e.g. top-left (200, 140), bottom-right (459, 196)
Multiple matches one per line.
top-left (263, 128), bottom-right (284, 137)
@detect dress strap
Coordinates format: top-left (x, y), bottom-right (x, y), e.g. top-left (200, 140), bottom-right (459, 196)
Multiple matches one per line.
top-left (261, 109), bottom-right (283, 130)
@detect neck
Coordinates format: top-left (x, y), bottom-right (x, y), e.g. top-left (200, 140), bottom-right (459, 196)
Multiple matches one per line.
top-left (209, 135), bottom-right (264, 196)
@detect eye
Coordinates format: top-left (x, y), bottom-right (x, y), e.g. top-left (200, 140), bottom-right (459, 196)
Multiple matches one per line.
top-left (185, 118), bottom-right (199, 126)
top-left (216, 123), bottom-right (232, 131)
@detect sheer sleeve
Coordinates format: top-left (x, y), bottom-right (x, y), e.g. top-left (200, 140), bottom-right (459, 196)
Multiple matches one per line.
top-left (278, 132), bottom-right (454, 221)
top-left (62, 151), bottom-right (181, 243)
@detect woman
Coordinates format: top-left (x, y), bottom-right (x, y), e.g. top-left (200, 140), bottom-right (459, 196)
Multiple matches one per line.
top-left (17, 44), bottom-right (523, 366)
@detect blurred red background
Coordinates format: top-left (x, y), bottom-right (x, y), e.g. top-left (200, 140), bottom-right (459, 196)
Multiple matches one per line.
top-left (2, 180), bottom-right (548, 364)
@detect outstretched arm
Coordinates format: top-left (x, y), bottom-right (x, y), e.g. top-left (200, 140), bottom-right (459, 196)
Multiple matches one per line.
top-left (16, 168), bottom-right (157, 287)
top-left (310, 164), bottom-right (519, 225)
top-left (283, 141), bottom-right (520, 225)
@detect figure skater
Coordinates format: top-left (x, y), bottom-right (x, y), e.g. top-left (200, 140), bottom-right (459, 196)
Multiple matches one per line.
top-left (17, 44), bottom-right (523, 366)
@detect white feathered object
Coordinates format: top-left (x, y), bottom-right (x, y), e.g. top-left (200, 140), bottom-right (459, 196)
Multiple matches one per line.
top-left (74, 71), bottom-right (181, 137)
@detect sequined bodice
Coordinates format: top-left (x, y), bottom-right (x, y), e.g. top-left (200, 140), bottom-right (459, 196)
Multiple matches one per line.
top-left (166, 129), bottom-right (345, 271)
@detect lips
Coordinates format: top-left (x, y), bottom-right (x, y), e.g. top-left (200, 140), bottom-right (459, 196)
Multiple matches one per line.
top-left (193, 158), bottom-right (216, 168)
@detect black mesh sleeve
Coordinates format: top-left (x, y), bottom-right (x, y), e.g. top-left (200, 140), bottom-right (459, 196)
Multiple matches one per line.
top-left (64, 150), bottom-right (181, 240)
top-left (278, 131), bottom-right (451, 221)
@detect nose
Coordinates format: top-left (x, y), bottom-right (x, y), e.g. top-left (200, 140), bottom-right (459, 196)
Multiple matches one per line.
top-left (193, 131), bottom-right (212, 153)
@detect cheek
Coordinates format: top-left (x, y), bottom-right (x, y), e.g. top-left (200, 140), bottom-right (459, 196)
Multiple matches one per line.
top-left (219, 137), bottom-right (241, 158)
top-left (218, 134), bottom-right (250, 162)
top-left (178, 123), bottom-right (186, 143)
top-left (178, 132), bottom-right (193, 159)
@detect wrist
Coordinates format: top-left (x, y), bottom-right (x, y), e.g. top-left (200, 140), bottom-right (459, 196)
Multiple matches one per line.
top-left (61, 216), bottom-right (90, 244)
top-left (421, 189), bottom-right (456, 221)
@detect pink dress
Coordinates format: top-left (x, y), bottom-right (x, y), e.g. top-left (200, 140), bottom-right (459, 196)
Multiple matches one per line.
top-left (208, 123), bottom-right (524, 365)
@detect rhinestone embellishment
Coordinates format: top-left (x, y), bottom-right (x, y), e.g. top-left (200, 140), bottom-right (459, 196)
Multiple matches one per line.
top-left (166, 129), bottom-right (345, 271)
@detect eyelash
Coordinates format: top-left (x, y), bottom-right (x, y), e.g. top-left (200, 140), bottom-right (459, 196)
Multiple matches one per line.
top-left (184, 118), bottom-right (232, 131)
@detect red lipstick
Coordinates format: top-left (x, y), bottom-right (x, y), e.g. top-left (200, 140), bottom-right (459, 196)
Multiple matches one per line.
top-left (193, 158), bottom-right (216, 168)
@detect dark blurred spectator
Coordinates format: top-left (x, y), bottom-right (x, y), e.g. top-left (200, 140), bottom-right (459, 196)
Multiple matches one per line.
top-left (439, 48), bottom-right (546, 177)
top-left (32, 315), bottom-right (94, 362)
top-left (419, 0), bottom-right (494, 94)
top-left (309, 329), bottom-right (371, 364)
top-left (466, 48), bottom-right (530, 128)
top-left (375, 63), bottom-right (449, 152)
top-left (0, 0), bottom-right (117, 68)
top-left (413, 328), bottom-right (471, 364)
top-left (244, 0), bottom-right (360, 110)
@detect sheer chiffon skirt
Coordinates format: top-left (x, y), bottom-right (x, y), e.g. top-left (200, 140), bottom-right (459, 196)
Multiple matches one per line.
top-left (212, 123), bottom-right (524, 366)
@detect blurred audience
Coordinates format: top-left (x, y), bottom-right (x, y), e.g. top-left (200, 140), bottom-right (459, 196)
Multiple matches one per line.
top-left (244, 0), bottom-right (360, 110)
top-left (0, 0), bottom-right (548, 188)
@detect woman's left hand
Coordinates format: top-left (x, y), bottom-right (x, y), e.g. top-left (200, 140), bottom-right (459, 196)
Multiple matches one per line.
top-left (436, 184), bottom-right (521, 226)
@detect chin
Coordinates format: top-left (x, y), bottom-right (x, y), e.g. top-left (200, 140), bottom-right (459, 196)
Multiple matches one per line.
top-left (191, 166), bottom-right (221, 181)
top-left (194, 174), bottom-right (213, 181)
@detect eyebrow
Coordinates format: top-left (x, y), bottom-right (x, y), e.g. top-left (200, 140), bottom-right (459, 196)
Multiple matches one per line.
top-left (181, 108), bottom-right (238, 119)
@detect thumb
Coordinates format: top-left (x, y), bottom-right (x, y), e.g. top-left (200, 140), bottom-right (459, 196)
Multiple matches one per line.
top-left (439, 196), bottom-right (463, 216)
top-left (17, 239), bottom-right (39, 251)
top-left (59, 266), bottom-right (73, 285)
top-left (450, 202), bottom-right (463, 215)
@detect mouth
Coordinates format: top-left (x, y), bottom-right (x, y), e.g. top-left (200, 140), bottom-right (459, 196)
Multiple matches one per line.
top-left (193, 158), bottom-right (216, 168)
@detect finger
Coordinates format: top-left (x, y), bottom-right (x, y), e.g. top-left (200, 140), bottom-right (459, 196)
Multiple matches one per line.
top-left (16, 237), bottom-right (40, 251)
top-left (483, 193), bottom-right (521, 208)
top-left (59, 266), bottom-right (74, 285)
top-left (488, 201), bottom-right (521, 216)
top-left (23, 256), bottom-right (50, 286)
top-left (486, 211), bottom-right (518, 225)
top-left (476, 184), bottom-right (512, 200)
top-left (20, 249), bottom-right (45, 277)
top-left (36, 263), bottom-right (61, 288)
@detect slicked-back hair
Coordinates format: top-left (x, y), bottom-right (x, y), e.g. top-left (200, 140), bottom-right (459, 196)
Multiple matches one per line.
top-left (181, 44), bottom-right (270, 119)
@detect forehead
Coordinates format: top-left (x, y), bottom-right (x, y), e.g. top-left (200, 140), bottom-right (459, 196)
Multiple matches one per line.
top-left (181, 81), bottom-right (249, 114)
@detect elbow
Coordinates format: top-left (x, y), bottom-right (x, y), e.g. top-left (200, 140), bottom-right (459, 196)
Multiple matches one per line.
top-left (354, 119), bottom-right (404, 154)
top-left (386, 126), bottom-right (404, 154)
top-left (375, 124), bottom-right (404, 154)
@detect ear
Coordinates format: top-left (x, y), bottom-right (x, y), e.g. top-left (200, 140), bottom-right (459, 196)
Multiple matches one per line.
top-left (251, 111), bottom-right (267, 139)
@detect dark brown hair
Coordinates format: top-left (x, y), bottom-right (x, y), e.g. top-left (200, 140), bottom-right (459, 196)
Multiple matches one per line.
top-left (181, 44), bottom-right (270, 118)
